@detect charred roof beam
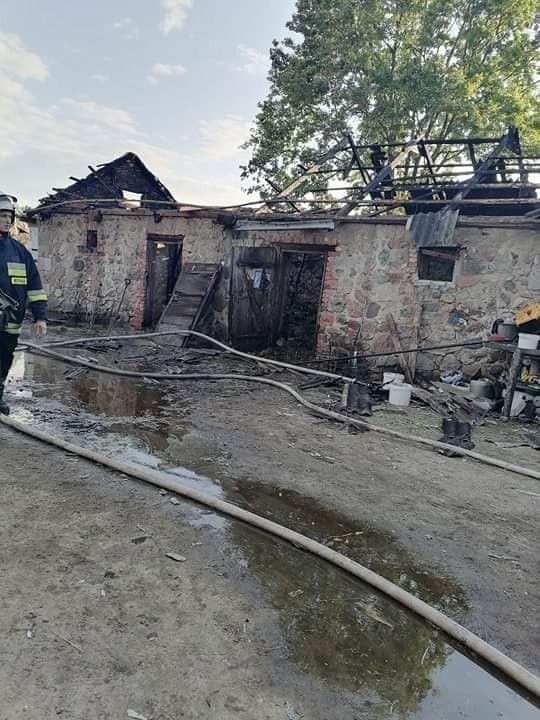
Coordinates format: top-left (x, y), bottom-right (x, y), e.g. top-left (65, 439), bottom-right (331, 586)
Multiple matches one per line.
top-left (336, 137), bottom-right (422, 218)
top-left (255, 137), bottom-right (350, 215)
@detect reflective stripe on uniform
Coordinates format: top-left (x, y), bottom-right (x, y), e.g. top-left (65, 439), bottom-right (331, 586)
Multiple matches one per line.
top-left (5, 323), bottom-right (21, 335)
top-left (11, 277), bottom-right (27, 285)
top-left (7, 262), bottom-right (27, 278)
top-left (27, 290), bottom-right (48, 302)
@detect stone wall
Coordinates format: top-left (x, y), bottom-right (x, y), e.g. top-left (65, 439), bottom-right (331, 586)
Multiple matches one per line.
top-left (317, 218), bottom-right (539, 377)
top-left (195, 217), bottom-right (538, 377)
top-left (37, 210), bottom-right (226, 327)
top-left (37, 209), bottom-right (539, 378)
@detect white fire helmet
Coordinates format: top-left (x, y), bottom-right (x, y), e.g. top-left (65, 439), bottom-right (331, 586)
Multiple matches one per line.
top-left (0, 193), bottom-right (17, 223)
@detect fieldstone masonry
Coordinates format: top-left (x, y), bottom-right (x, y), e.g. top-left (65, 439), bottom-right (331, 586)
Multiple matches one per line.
top-left (314, 218), bottom-right (539, 377)
top-left (37, 210), bottom-right (226, 328)
top-left (36, 210), bottom-right (538, 379)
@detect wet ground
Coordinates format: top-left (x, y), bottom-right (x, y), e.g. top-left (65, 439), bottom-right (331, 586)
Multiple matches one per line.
top-left (1, 328), bottom-right (539, 718)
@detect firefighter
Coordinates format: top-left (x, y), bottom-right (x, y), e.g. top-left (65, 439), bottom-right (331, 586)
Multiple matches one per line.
top-left (0, 193), bottom-right (48, 415)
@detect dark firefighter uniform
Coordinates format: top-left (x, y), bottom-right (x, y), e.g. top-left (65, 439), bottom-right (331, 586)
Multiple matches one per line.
top-left (0, 233), bottom-right (48, 403)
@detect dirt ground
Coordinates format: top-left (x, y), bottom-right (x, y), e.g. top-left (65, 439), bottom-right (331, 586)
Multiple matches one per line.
top-left (195, 383), bottom-right (539, 657)
top-left (1, 329), bottom-right (539, 719)
top-left (1, 427), bottom-right (371, 720)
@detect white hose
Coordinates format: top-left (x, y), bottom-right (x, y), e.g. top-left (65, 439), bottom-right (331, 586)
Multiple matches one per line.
top-left (20, 335), bottom-right (540, 481)
top-left (31, 329), bottom-right (358, 383)
top-left (1, 413), bottom-right (539, 701)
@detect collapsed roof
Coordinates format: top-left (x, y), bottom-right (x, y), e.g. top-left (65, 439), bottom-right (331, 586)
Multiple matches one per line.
top-left (257, 126), bottom-right (539, 220)
top-left (30, 129), bottom-right (539, 240)
top-left (36, 152), bottom-right (176, 210)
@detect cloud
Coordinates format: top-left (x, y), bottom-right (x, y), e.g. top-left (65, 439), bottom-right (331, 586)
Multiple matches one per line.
top-left (160, 0), bottom-right (193, 34)
top-left (0, 35), bottom-right (49, 162)
top-left (111, 17), bottom-right (140, 40)
top-left (0, 31), bottom-right (49, 81)
top-left (58, 99), bottom-right (139, 135)
top-left (91, 73), bottom-right (109, 83)
top-left (0, 77), bottom-right (50, 161)
top-left (235, 45), bottom-right (268, 76)
top-left (0, 35), bottom-right (250, 207)
top-left (0, 84), bottom-right (248, 205)
top-left (198, 115), bottom-right (252, 162)
top-left (148, 62), bottom-right (187, 84)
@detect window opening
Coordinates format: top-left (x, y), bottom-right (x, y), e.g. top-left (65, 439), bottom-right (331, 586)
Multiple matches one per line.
top-left (417, 247), bottom-right (458, 282)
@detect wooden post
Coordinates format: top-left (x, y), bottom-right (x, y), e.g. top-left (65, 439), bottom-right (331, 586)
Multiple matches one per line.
top-left (502, 348), bottom-right (523, 419)
top-left (407, 304), bottom-right (423, 382)
top-left (387, 314), bottom-right (414, 385)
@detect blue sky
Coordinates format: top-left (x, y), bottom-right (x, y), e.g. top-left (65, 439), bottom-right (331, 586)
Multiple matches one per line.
top-left (1, 0), bottom-right (295, 206)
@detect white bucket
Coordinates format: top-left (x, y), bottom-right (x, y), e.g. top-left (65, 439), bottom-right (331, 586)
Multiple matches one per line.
top-left (388, 383), bottom-right (412, 407)
top-left (518, 333), bottom-right (540, 350)
top-left (510, 391), bottom-right (530, 417)
top-left (383, 372), bottom-right (405, 387)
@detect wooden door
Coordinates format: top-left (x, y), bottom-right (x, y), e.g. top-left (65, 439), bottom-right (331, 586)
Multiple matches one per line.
top-left (230, 246), bottom-right (279, 350)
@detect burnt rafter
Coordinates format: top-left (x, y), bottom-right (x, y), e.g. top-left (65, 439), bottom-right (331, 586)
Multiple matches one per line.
top-left (336, 136), bottom-right (422, 218)
top-left (256, 137), bottom-right (350, 215)
top-left (259, 126), bottom-right (539, 220)
top-left (406, 129), bottom-right (526, 246)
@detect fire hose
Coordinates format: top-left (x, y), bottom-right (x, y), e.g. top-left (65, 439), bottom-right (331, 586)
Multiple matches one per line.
top-left (0, 414), bottom-right (538, 702)
top-left (16, 330), bottom-right (540, 482)
top-left (1, 329), bottom-right (538, 699)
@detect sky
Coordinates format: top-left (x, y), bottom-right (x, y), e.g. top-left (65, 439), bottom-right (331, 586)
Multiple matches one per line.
top-left (0, 0), bottom-right (295, 207)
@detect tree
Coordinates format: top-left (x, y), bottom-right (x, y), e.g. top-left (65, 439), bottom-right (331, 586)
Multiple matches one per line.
top-left (242, 0), bottom-right (540, 196)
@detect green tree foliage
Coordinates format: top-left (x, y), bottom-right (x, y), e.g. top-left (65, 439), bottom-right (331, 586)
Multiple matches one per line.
top-left (242, 0), bottom-right (539, 195)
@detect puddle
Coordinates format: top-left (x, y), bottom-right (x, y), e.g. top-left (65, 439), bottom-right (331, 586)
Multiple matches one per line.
top-left (226, 480), bottom-right (465, 613)
top-left (10, 353), bottom-right (194, 467)
top-left (227, 518), bottom-right (538, 719)
top-left (8, 350), bottom-right (540, 719)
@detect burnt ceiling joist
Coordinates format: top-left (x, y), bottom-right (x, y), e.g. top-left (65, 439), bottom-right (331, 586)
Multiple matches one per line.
top-left (258, 126), bottom-right (540, 223)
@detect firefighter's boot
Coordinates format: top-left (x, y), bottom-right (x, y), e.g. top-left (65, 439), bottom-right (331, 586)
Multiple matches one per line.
top-left (0, 381), bottom-right (10, 415)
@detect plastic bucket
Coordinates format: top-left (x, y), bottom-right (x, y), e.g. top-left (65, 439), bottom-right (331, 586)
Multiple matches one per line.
top-left (510, 391), bottom-right (529, 417)
top-left (470, 379), bottom-right (491, 399)
top-left (388, 383), bottom-right (412, 407)
top-left (383, 372), bottom-right (405, 387)
top-left (518, 333), bottom-right (540, 350)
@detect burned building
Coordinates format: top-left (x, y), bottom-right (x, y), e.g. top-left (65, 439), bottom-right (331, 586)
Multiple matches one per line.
top-left (39, 152), bottom-right (176, 209)
top-left (31, 129), bottom-right (539, 377)
top-left (31, 153), bottom-right (201, 329)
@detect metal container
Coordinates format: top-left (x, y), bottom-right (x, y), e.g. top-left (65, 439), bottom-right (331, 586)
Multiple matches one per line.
top-left (491, 319), bottom-right (517, 341)
top-left (442, 418), bottom-right (458, 437)
top-left (499, 323), bottom-right (517, 341)
top-left (470, 379), bottom-right (491, 398)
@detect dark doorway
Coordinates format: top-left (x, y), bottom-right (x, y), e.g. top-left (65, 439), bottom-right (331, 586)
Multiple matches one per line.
top-left (278, 251), bottom-right (326, 352)
top-left (144, 234), bottom-right (183, 327)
